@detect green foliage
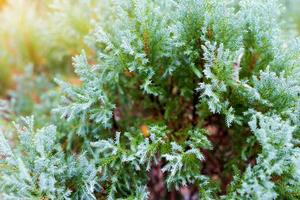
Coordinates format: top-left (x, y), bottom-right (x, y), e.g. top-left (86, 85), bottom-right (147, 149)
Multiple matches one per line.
top-left (1, 0), bottom-right (300, 199)
top-left (0, 117), bottom-right (98, 199)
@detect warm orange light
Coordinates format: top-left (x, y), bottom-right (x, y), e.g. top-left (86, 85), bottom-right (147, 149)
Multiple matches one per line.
top-left (0, 0), bottom-right (6, 9)
top-left (140, 124), bottom-right (150, 138)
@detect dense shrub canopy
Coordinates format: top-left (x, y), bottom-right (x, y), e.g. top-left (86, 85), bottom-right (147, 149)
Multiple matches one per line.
top-left (1, 0), bottom-right (300, 199)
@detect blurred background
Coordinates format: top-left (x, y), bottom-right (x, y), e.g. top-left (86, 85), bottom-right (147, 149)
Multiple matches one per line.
top-left (0, 0), bottom-right (110, 130)
top-left (285, 0), bottom-right (300, 30)
top-left (0, 0), bottom-right (299, 120)
top-left (0, 0), bottom-right (104, 94)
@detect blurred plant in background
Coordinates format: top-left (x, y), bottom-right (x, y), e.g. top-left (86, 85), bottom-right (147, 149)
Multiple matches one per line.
top-left (0, 0), bottom-right (102, 95)
top-left (285, 0), bottom-right (300, 31)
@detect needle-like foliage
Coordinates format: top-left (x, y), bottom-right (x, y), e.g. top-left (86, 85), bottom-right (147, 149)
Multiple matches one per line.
top-left (1, 0), bottom-right (300, 199)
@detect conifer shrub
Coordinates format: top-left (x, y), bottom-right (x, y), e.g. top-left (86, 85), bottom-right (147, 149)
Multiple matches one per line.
top-left (1, 0), bottom-right (300, 199)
